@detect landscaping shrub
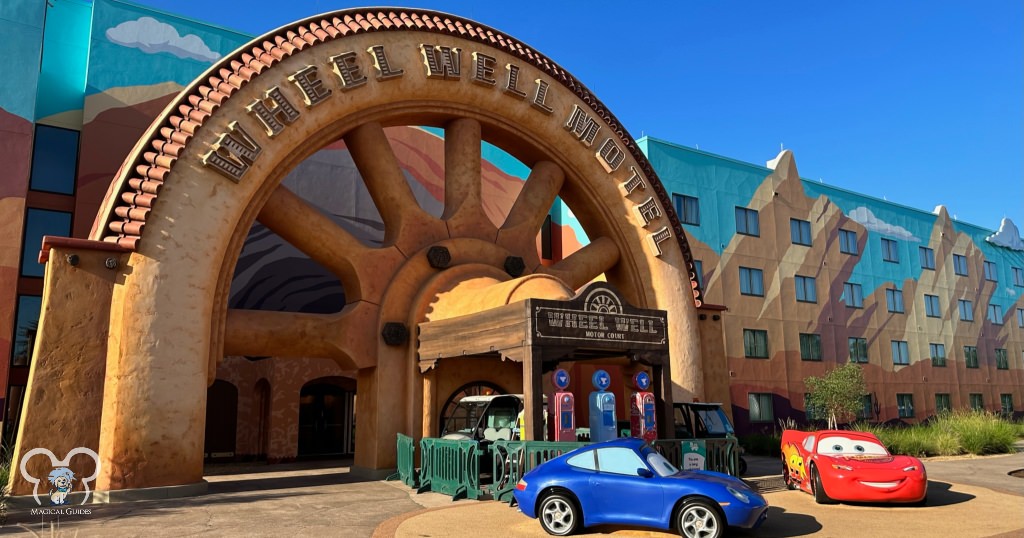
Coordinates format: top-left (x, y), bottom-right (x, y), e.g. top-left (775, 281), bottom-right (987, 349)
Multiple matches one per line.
top-left (739, 433), bottom-right (781, 457)
top-left (855, 410), bottom-right (1017, 457)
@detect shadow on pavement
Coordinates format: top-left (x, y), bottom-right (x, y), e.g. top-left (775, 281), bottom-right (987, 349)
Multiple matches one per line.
top-left (833, 480), bottom-right (974, 508)
top-left (207, 470), bottom-right (376, 494)
top-left (734, 507), bottom-right (821, 537)
top-left (0, 490), bottom-right (310, 530)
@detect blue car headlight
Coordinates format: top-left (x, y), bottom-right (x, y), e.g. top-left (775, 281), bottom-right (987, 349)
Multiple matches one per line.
top-left (726, 486), bottom-right (750, 504)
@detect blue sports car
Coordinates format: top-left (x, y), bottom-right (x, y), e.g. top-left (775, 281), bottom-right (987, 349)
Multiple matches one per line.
top-left (513, 438), bottom-right (767, 537)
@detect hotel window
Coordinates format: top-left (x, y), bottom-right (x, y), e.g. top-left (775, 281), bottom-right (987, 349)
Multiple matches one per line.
top-left (858, 394), bottom-right (873, 420)
top-left (935, 393), bottom-right (951, 413)
top-left (11, 295), bottom-right (42, 366)
top-left (743, 329), bottom-right (769, 358)
top-left (1013, 267), bottom-right (1024, 287)
top-left (891, 340), bottom-right (910, 365)
top-left (930, 343), bottom-right (946, 367)
top-left (995, 348), bottom-right (1008, 370)
top-left (20, 208), bottom-right (73, 278)
top-left (739, 267), bottom-right (764, 297)
top-left (849, 337), bottom-right (869, 363)
top-left (673, 194), bottom-right (700, 226)
top-left (693, 260), bottom-right (704, 292)
top-left (919, 246), bottom-right (935, 270)
top-left (969, 393), bottom-right (983, 411)
top-left (897, 394), bottom-right (915, 418)
top-left (885, 288), bottom-right (904, 313)
top-left (964, 346), bottom-right (979, 368)
top-left (881, 238), bottom-right (899, 263)
top-left (958, 299), bottom-right (973, 322)
top-left (4, 386), bottom-right (27, 441)
top-left (804, 393), bottom-right (822, 421)
top-left (1018, 308), bottom-right (1024, 328)
top-left (953, 254), bottom-right (968, 276)
top-left (735, 207), bottom-right (760, 236)
top-left (1001, 394), bottom-right (1014, 416)
top-left (794, 275), bottom-right (817, 303)
top-left (839, 229), bottom-right (858, 255)
top-left (987, 304), bottom-right (1003, 324)
top-left (790, 218), bottom-right (811, 246)
top-left (983, 261), bottom-right (998, 282)
top-left (800, 333), bottom-right (822, 361)
top-left (843, 282), bottom-right (863, 308)
top-left (29, 124), bottom-right (79, 195)
top-left (924, 294), bottom-right (941, 318)
top-left (748, 393), bottom-right (774, 422)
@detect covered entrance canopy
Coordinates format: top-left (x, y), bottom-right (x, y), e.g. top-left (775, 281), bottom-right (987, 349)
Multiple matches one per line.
top-left (419, 282), bottom-right (672, 441)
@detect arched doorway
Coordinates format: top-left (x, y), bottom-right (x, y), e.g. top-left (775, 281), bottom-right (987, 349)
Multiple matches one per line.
top-left (204, 379), bottom-right (238, 461)
top-left (438, 381), bottom-right (506, 437)
top-left (299, 377), bottom-right (355, 457)
top-left (253, 378), bottom-right (271, 459)
top-left (12, 8), bottom-right (705, 494)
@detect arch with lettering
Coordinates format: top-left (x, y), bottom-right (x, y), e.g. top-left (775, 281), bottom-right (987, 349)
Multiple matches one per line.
top-left (84, 8), bottom-right (704, 491)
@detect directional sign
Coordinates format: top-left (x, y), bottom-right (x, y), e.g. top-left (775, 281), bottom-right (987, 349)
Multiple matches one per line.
top-left (592, 369), bottom-right (611, 391)
top-left (552, 369), bottom-right (571, 390)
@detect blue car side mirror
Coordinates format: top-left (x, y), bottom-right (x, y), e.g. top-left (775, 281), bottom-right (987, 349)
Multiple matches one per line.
top-left (637, 468), bottom-right (654, 478)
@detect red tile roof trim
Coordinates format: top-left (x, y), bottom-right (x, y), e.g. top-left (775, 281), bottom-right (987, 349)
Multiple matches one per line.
top-left (39, 236), bottom-right (130, 264)
top-left (96, 8), bottom-right (704, 307)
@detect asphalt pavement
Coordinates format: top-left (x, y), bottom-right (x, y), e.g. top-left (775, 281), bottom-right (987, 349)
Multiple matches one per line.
top-left (0, 450), bottom-right (1020, 537)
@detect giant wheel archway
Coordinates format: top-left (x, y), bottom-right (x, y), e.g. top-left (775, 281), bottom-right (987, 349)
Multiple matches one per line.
top-left (23, 9), bottom-right (706, 493)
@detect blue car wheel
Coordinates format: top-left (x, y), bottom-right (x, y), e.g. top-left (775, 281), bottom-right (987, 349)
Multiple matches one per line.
top-left (676, 498), bottom-right (723, 538)
top-left (538, 492), bottom-right (580, 536)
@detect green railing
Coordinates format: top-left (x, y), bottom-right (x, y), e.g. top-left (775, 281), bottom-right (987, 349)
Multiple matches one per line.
top-left (418, 438), bottom-right (482, 500)
top-left (489, 440), bottom-right (589, 503)
top-left (652, 438), bottom-right (740, 476)
top-left (395, 433), bottom-right (418, 487)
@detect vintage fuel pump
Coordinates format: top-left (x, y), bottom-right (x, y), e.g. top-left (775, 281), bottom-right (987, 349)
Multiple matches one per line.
top-left (551, 368), bottom-right (575, 442)
top-left (629, 371), bottom-right (657, 442)
top-left (588, 369), bottom-right (617, 443)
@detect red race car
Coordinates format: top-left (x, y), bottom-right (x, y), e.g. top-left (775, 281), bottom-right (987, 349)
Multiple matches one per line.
top-left (781, 429), bottom-right (927, 505)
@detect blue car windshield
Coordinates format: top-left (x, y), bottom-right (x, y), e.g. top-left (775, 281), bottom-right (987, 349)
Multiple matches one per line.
top-left (645, 450), bottom-right (678, 477)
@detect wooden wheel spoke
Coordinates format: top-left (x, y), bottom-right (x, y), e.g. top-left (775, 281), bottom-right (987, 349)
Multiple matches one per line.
top-left (257, 185), bottom-right (372, 302)
top-left (537, 236), bottom-right (620, 289)
top-left (496, 160), bottom-right (564, 267)
top-left (224, 302), bottom-right (377, 368)
top-left (442, 118), bottom-right (494, 240)
top-left (344, 121), bottom-right (447, 252)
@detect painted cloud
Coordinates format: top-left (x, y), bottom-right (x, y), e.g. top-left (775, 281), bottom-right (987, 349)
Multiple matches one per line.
top-left (106, 17), bottom-right (221, 62)
top-left (847, 207), bottom-right (919, 241)
top-left (986, 217), bottom-right (1024, 251)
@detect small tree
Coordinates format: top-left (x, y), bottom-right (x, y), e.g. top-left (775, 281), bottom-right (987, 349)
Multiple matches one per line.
top-left (805, 363), bottom-right (867, 429)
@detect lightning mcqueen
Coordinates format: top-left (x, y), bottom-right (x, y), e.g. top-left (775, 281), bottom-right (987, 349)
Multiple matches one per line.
top-left (780, 429), bottom-right (927, 505)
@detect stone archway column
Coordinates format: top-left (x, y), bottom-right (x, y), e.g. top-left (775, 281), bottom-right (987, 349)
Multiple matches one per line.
top-left (98, 251), bottom-right (217, 491)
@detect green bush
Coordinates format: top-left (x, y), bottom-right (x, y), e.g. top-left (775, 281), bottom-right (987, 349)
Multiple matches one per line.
top-left (739, 433), bottom-right (781, 457)
top-left (942, 410), bottom-right (1017, 455)
top-left (854, 410), bottom-right (1018, 457)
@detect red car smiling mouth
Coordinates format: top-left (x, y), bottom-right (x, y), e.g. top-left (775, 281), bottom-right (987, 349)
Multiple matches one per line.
top-left (859, 479), bottom-right (905, 489)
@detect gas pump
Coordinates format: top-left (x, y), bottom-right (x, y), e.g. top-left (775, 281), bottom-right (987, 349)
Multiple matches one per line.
top-left (588, 369), bottom-right (617, 443)
top-left (551, 369), bottom-right (575, 442)
top-left (629, 371), bottom-right (657, 442)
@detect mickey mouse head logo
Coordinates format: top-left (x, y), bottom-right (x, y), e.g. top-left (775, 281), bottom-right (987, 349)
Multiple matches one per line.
top-left (20, 447), bottom-right (101, 506)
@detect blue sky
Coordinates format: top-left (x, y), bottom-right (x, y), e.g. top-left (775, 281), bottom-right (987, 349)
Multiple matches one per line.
top-left (129, 0), bottom-right (1022, 231)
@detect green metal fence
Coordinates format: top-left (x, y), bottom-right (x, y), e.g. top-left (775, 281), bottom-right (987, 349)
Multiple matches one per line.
top-left (398, 434), bottom-right (739, 503)
top-left (395, 433), bottom-right (418, 487)
top-left (417, 438), bottom-right (482, 500)
top-left (489, 440), bottom-right (588, 503)
top-left (652, 438), bottom-right (740, 476)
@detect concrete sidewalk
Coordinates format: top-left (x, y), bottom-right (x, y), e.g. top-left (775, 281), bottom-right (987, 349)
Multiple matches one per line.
top-left (0, 450), bottom-right (1018, 537)
top-left (385, 451), bottom-right (1024, 538)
